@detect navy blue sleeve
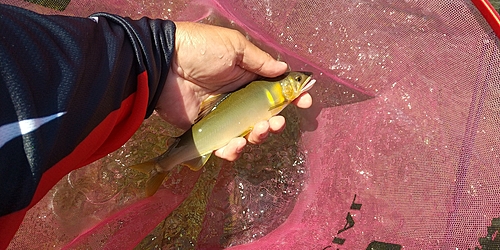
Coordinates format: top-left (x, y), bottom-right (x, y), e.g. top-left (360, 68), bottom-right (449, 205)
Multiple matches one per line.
top-left (0, 3), bottom-right (175, 219)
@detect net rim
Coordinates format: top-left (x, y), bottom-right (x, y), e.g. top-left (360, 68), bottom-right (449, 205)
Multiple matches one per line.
top-left (473, 0), bottom-right (500, 38)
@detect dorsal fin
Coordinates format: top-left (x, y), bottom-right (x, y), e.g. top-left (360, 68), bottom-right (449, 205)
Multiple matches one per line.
top-left (195, 93), bottom-right (232, 123)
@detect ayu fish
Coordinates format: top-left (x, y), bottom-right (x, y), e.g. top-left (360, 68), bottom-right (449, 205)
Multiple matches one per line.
top-left (130, 71), bottom-right (316, 196)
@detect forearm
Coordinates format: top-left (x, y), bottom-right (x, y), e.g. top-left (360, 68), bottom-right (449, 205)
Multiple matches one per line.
top-left (0, 4), bottom-right (175, 242)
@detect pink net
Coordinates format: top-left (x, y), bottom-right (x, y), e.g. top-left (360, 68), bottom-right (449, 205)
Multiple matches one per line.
top-left (3, 0), bottom-right (500, 249)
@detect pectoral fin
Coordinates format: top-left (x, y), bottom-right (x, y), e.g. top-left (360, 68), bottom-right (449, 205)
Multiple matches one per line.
top-left (181, 153), bottom-right (212, 171)
top-left (239, 128), bottom-right (253, 137)
top-left (268, 101), bottom-right (288, 113)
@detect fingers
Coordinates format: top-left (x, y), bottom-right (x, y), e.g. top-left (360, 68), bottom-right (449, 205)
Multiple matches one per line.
top-left (268, 116), bottom-right (287, 133)
top-left (293, 92), bottom-right (313, 109)
top-left (214, 137), bottom-right (246, 161)
top-left (244, 95), bottom-right (312, 147)
top-left (213, 93), bottom-right (314, 162)
top-left (246, 116), bottom-right (286, 144)
top-left (237, 38), bottom-right (288, 78)
top-left (175, 21), bottom-right (287, 79)
top-left (214, 117), bottom-right (285, 162)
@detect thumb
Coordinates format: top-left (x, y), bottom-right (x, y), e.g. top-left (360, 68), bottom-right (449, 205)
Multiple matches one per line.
top-left (238, 39), bottom-right (288, 77)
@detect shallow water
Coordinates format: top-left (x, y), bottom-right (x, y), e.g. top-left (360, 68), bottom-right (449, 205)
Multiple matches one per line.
top-left (132, 106), bottom-right (307, 249)
top-left (9, 0), bottom-right (500, 249)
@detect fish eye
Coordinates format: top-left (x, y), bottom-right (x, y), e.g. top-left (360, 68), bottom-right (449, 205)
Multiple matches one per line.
top-left (295, 76), bottom-right (302, 82)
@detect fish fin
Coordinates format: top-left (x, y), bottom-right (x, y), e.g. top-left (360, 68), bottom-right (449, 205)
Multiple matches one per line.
top-left (181, 153), bottom-right (212, 171)
top-left (145, 172), bottom-right (169, 197)
top-left (268, 101), bottom-right (288, 113)
top-left (130, 136), bottom-right (181, 175)
top-left (239, 128), bottom-right (253, 137)
top-left (130, 160), bottom-right (156, 175)
top-left (196, 93), bottom-right (232, 123)
top-left (130, 161), bottom-right (167, 196)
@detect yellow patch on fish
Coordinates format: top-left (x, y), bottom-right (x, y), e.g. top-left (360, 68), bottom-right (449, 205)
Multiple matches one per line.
top-left (265, 83), bottom-right (288, 110)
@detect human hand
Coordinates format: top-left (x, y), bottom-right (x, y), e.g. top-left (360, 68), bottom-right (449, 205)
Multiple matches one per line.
top-left (155, 22), bottom-right (312, 161)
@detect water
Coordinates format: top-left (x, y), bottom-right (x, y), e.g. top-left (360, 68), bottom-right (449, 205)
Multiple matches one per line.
top-left (135, 106), bottom-right (307, 248)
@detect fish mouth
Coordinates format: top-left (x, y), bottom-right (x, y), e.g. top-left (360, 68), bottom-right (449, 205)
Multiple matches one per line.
top-left (298, 71), bottom-right (316, 94)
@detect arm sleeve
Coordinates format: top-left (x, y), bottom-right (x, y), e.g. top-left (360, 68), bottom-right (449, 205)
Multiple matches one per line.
top-left (0, 3), bottom-right (175, 230)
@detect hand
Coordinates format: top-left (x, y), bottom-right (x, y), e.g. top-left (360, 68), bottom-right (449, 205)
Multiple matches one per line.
top-left (155, 22), bottom-right (312, 161)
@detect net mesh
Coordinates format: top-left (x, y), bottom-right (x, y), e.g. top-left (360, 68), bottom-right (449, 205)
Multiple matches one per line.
top-left (3, 0), bottom-right (500, 249)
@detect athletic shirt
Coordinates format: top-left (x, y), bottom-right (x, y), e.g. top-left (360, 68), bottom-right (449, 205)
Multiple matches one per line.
top-left (0, 4), bottom-right (175, 246)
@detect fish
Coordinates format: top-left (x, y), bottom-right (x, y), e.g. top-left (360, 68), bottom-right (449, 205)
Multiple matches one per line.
top-left (130, 71), bottom-right (316, 196)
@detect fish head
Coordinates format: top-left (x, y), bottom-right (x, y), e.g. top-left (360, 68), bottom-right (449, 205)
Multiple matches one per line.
top-left (280, 71), bottom-right (316, 101)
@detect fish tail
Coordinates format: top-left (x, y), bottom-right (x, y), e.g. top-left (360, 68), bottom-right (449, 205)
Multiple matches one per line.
top-left (130, 160), bottom-right (168, 196)
top-left (145, 172), bottom-right (169, 197)
top-left (130, 138), bottom-right (182, 196)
